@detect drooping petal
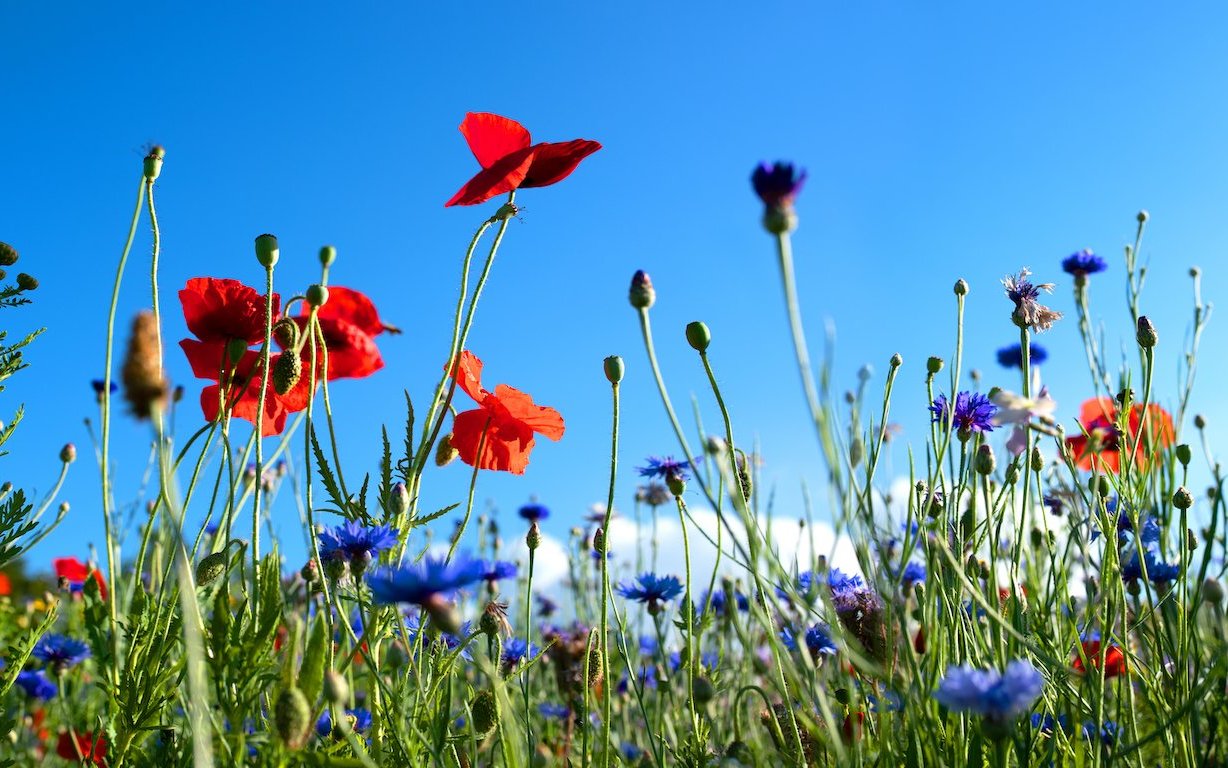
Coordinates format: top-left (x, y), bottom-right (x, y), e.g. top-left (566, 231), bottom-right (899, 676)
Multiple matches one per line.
top-left (312, 286), bottom-right (386, 338)
top-left (522, 139), bottom-right (603, 188)
top-left (459, 112), bottom-right (533, 169)
top-left (447, 350), bottom-right (487, 403)
top-left (180, 339), bottom-right (232, 380)
top-left (201, 375), bottom-right (288, 438)
top-left (491, 384), bottom-right (565, 440)
top-left (445, 147), bottom-right (535, 207)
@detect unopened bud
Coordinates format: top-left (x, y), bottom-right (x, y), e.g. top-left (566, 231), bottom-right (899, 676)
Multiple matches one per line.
top-left (1187, 528), bottom-right (1199, 552)
top-left (1030, 446), bottom-right (1044, 472)
top-left (435, 434), bottom-right (459, 466)
top-left (389, 482), bottom-right (410, 518)
top-left (926, 356), bottom-right (944, 374)
top-left (1203, 578), bottom-right (1224, 605)
top-left (59, 443), bottom-right (76, 464)
top-left (255, 234), bottom-right (279, 268)
top-left (470, 690), bottom-right (499, 736)
top-left (273, 317), bottom-right (299, 349)
top-left (319, 245), bottom-right (337, 267)
top-left (1137, 210), bottom-right (1149, 223)
top-left (143, 145), bottom-right (165, 181)
top-left (629, 270), bottom-right (656, 309)
top-left (1176, 444), bottom-right (1192, 467)
top-left (16, 273), bottom-right (38, 291)
top-left (686, 321), bottom-right (711, 353)
top-left (0, 242), bottom-right (17, 266)
top-left (323, 670), bottom-right (350, 705)
top-left (889, 353), bottom-right (903, 369)
top-left (954, 279), bottom-right (969, 296)
top-left (587, 643), bottom-right (604, 690)
top-left (274, 686), bottom-right (311, 749)
top-left (1173, 486), bottom-right (1194, 510)
top-left (527, 521), bottom-right (541, 551)
top-left (1136, 316), bottom-right (1158, 349)
top-left (196, 551), bottom-right (228, 586)
top-left (975, 444), bottom-right (996, 475)
top-left (272, 352), bottom-right (302, 396)
top-left (667, 473), bottom-right (686, 497)
top-left (603, 355), bottom-right (624, 384)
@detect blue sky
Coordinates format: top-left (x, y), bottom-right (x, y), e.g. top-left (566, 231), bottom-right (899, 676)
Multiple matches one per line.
top-left (2, 3), bottom-right (1226, 575)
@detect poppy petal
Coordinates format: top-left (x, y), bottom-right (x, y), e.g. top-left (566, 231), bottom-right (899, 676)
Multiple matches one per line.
top-left (312, 317), bottom-right (384, 380)
top-left (445, 147), bottom-right (535, 207)
top-left (460, 112), bottom-right (532, 169)
top-left (180, 339), bottom-right (232, 381)
top-left (312, 286), bottom-right (385, 338)
top-left (451, 408), bottom-right (535, 474)
top-left (491, 384), bottom-right (565, 440)
top-left (180, 277), bottom-right (278, 344)
top-left (521, 139), bottom-right (602, 188)
top-left (447, 350), bottom-right (487, 403)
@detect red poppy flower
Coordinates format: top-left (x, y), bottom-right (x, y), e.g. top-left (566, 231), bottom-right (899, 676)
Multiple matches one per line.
top-left (445, 351), bottom-right (564, 474)
top-left (198, 349), bottom-right (311, 437)
top-left (291, 286), bottom-right (388, 380)
top-left (445, 113), bottom-right (602, 207)
top-left (1066, 397), bottom-right (1175, 472)
top-left (57, 731), bottom-right (108, 765)
top-left (0, 570), bottom-right (9, 596)
top-left (54, 557), bottom-right (107, 600)
top-left (1072, 639), bottom-right (1127, 677)
top-left (179, 278), bottom-right (280, 380)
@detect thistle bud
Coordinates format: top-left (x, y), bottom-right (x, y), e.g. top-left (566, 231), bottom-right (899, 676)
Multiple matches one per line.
top-left (470, 690), bottom-right (499, 736)
top-left (975, 444), bottom-right (996, 475)
top-left (1176, 444), bottom-right (1192, 467)
top-left (686, 321), bottom-right (711, 353)
top-left (255, 234), bottom-right (279, 268)
top-left (59, 443), bottom-right (76, 464)
top-left (435, 434), bottom-right (459, 466)
top-left (319, 245), bottom-right (337, 267)
top-left (196, 551), bottom-right (229, 586)
top-left (143, 145), bottom-right (165, 181)
top-left (272, 352), bottom-right (302, 396)
top-left (603, 355), bottom-right (624, 384)
top-left (306, 284), bottom-right (329, 308)
top-left (323, 670), bottom-right (350, 705)
top-left (1136, 316), bottom-right (1158, 349)
top-left (274, 686), bottom-right (312, 749)
top-left (389, 482), bottom-right (410, 518)
top-left (954, 279), bottom-right (969, 296)
top-left (0, 242), bottom-right (17, 266)
top-left (629, 270), bottom-right (656, 309)
top-left (1173, 486), bottom-right (1194, 510)
top-left (926, 356), bottom-right (944, 374)
top-left (16, 273), bottom-right (38, 291)
top-left (527, 521), bottom-right (541, 551)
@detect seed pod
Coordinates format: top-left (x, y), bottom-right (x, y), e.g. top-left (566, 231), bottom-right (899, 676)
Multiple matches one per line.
top-left (926, 356), bottom-right (944, 374)
top-left (273, 352), bottom-right (302, 395)
top-left (686, 321), bottom-right (711, 353)
top-left (255, 234), bottom-right (280, 268)
top-left (1173, 486), bottom-right (1194, 510)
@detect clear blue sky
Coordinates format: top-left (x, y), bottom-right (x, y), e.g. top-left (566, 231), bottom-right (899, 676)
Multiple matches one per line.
top-left (2, 3), bottom-right (1226, 573)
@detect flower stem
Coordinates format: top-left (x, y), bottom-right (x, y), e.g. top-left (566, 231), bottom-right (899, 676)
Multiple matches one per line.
top-left (598, 374), bottom-right (620, 768)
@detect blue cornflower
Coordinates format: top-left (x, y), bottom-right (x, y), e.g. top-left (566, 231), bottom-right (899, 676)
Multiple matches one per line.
top-left (15, 669), bottom-right (57, 700)
top-left (900, 561), bottom-right (927, 588)
top-left (32, 634), bottom-right (90, 671)
top-left (502, 637), bottom-right (539, 667)
top-left (668, 650), bottom-right (719, 671)
top-left (1062, 249), bottom-right (1108, 278)
top-left (617, 573), bottom-right (684, 608)
top-left (538, 702), bottom-right (570, 720)
top-left (518, 502), bottom-right (550, 522)
top-left (995, 343), bottom-right (1048, 369)
top-left (621, 743), bottom-right (644, 762)
top-left (933, 660), bottom-right (1044, 722)
top-left (636, 456), bottom-right (696, 482)
top-left (1003, 268), bottom-right (1062, 332)
top-left (639, 635), bottom-right (659, 656)
top-left (781, 624), bottom-right (838, 657)
top-left (702, 587), bottom-right (750, 617)
top-left (316, 708), bottom-right (373, 738)
top-left (1120, 547), bottom-right (1180, 585)
top-left (367, 555), bottom-right (485, 606)
top-left (536, 593), bottom-right (559, 617)
top-left (1031, 713), bottom-right (1070, 735)
top-left (617, 665), bottom-right (658, 694)
top-left (91, 379), bottom-right (118, 398)
top-left (1082, 719), bottom-right (1118, 746)
top-left (318, 521), bottom-right (398, 570)
top-left (406, 616), bottom-right (474, 661)
top-left (751, 162), bottom-right (807, 209)
top-left (930, 391), bottom-right (998, 436)
top-left (827, 568), bottom-right (870, 612)
top-left (479, 559), bottom-right (518, 583)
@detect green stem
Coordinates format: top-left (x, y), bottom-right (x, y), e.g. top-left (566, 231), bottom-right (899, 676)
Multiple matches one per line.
top-left (598, 377), bottom-right (620, 768)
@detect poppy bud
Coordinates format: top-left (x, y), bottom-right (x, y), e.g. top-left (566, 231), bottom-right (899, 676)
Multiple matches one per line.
top-left (629, 270), bottom-right (656, 309)
top-left (686, 321), bottom-right (711, 353)
top-left (274, 686), bottom-right (312, 749)
top-left (1176, 444), bottom-right (1192, 467)
top-left (890, 353), bottom-right (903, 369)
top-left (59, 443), bottom-right (76, 464)
top-left (435, 434), bottom-right (459, 467)
top-left (272, 352), bottom-right (302, 396)
top-left (0, 242), bottom-right (17, 266)
top-left (603, 355), bottom-right (624, 384)
top-left (1096, 475), bottom-right (1111, 498)
top-left (954, 279), bottom-right (969, 296)
top-left (975, 444), bottom-right (996, 475)
top-left (16, 273), bottom-right (38, 291)
top-left (273, 317), bottom-right (299, 349)
top-left (143, 145), bottom-right (165, 181)
top-left (255, 234), bottom-right (279, 268)
top-left (319, 245), bottom-right (337, 267)
top-left (470, 690), bottom-right (499, 736)
top-left (323, 670), bottom-right (349, 705)
top-left (1136, 316), bottom-right (1158, 349)
top-left (195, 550), bottom-right (229, 587)
top-left (527, 521), bottom-right (541, 551)
top-left (306, 284), bottom-right (329, 308)
top-left (1173, 486), bottom-right (1194, 510)
top-left (1137, 209), bottom-right (1150, 223)
top-left (926, 356), bottom-right (944, 374)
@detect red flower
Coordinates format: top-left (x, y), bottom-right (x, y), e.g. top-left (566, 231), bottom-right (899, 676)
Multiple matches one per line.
top-left (1066, 397), bottom-right (1175, 472)
top-left (198, 349), bottom-right (311, 437)
top-left (54, 557), bottom-right (107, 600)
top-left (57, 731), bottom-right (107, 765)
top-left (841, 712), bottom-right (866, 744)
top-left (1072, 639), bottom-right (1127, 677)
top-left (292, 286), bottom-right (388, 380)
top-left (0, 570), bottom-right (9, 596)
top-left (446, 351), bottom-right (564, 474)
top-left (179, 278), bottom-right (280, 380)
top-left (445, 113), bottom-right (602, 207)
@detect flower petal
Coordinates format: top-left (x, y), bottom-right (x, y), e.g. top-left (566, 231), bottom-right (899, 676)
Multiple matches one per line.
top-left (522, 139), bottom-right (602, 188)
top-left (492, 384), bottom-right (565, 440)
top-left (451, 407), bottom-right (534, 474)
top-left (445, 147), bottom-right (535, 206)
top-left (460, 112), bottom-right (533, 169)
top-left (180, 339), bottom-right (231, 381)
top-left (447, 350), bottom-right (487, 403)
top-left (314, 286), bottom-right (385, 338)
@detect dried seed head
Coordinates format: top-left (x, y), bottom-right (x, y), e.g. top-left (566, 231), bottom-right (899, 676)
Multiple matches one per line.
top-left (121, 311), bottom-right (169, 419)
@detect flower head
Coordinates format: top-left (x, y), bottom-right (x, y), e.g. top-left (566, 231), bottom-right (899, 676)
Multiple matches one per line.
top-left (995, 343), bottom-right (1048, 369)
top-left (15, 669), bottom-right (57, 699)
top-left (751, 162), bottom-right (807, 210)
top-left (479, 559), bottom-right (518, 583)
top-left (617, 573), bottom-right (684, 607)
top-left (317, 707), bottom-right (373, 738)
top-left (1062, 249), bottom-right (1108, 278)
top-left (1072, 638), bottom-right (1127, 677)
top-left (33, 634), bottom-right (91, 671)
top-left (502, 637), bottom-right (539, 668)
top-left (290, 286), bottom-right (389, 381)
top-left (900, 561), bottom-right (927, 589)
top-left (318, 521), bottom-right (398, 572)
top-left (518, 502), bottom-right (550, 522)
top-left (1003, 269), bottom-right (1062, 332)
top-left (57, 731), bottom-right (107, 765)
top-left (54, 557), bottom-right (107, 600)
top-left (446, 351), bottom-right (565, 474)
top-left (636, 456), bottom-right (696, 482)
top-left (930, 391), bottom-right (998, 437)
top-left (934, 660), bottom-right (1044, 722)
top-left (1066, 397), bottom-right (1175, 473)
top-left (367, 555), bottom-right (486, 606)
top-left (781, 623), bottom-right (838, 657)
top-left (445, 113), bottom-right (602, 207)
top-left (538, 702), bottom-right (571, 720)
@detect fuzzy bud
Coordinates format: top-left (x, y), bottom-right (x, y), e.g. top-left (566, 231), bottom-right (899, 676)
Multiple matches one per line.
top-left (603, 355), bottom-right (625, 384)
top-left (306, 284), bottom-right (329, 308)
top-left (926, 356), bottom-right (944, 374)
top-left (1137, 209), bottom-right (1150, 223)
top-left (255, 234), bottom-right (280, 268)
top-left (527, 521), bottom-right (541, 551)
top-left (592, 527), bottom-right (605, 556)
top-left (686, 321), bottom-right (711, 353)
top-left (319, 245), bottom-right (337, 267)
top-left (59, 443), bottom-right (76, 464)
top-left (0, 242), bottom-right (17, 266)
top-left (143, 145), bottom-right (165, 181)
top-left (974, 444), bottom-right (996, 475)
top-left (586, 643), bottom-right (604, 690)
top-left (629, 270), bottom-right (656, 309)
top-left (273, 317), bottom-right (300, 349)
top-left (16, 273), bottom-right (38, 291)
top-left (389, 482), bottom-right (410, 518)
top-left (1136, 316), bottom-right (1158, 349)
top-left (1176, 444), bottom-right (1192, 467)
top-left (470, 690), bottom-right (499, 736)
top-left (274, 686), bottom-right (312, 750)
top-left (195, 551), bottom-right (228, 586)
top-left (272, 352), bottom-right (302, 396)
top-left (323, 670), bottom-right (349, 705)
top-left (1173, 486), bottom-right (1194, 510)
top-left (1203, 578), bottom-right (1224, 605)
top-left (435, 434), bottom-right (459, 466)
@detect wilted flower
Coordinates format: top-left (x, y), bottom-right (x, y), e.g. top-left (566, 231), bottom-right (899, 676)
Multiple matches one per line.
top-left (1003, 269), bottom-right (1062, 332)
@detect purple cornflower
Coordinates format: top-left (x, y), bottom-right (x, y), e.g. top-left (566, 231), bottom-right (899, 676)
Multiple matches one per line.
top-left (617, 573), bottom-right (684, 610)
top-left (535, 593), bottom-right (558, 618)
top-left (32, 634), bottom-right (90, 671)
top-left (825, 568), bottom-right (867, 608)
top-left (479, 559), bottom-right (518, 583)
top-left (930, 391), bottom-right (998, 437)
top-left (15, 669), bottom-right (57, 699)
top-left (637, 482), bottom-right (672, 507)
top-left (317, 521), bottom-right (398, 573)
top-left (637, 456), bottom-right (696, 482)
top-left (1120, 547), bottom-right (1180, 585)
top-left (1062, 249), bottom-right (1108, 278)
top-left (1003, 269), bottom-right (1062, 332)
top-left (367, 555), bottom-right (485, 607)
top-left (995, 343), bottom-right (1048, 369)
top-left (751, 162), bottom-right (807, 209)
top-left (933, 660), bottom-right (1044, 722)
top-left (781, 624), bottom-right (838, 657)
top-left (518, 502), bottom-right (550, 522)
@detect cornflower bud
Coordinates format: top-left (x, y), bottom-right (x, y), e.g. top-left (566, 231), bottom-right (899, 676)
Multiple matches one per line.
top-left (629, 270), bottom-right (655, 309)
top-left (926, 356), bottom-right (944, 374)
top-left (1203, 578), bottom-right (1224, 605)
top-left (255, 234), bottom-right (279, 268)
top-left (1136, 316), bottom-right (1158, 349)
top-left (954, 279), bottom-right (969, 296)
top-left (527, 521), bottom-right (541, 551)
top-left (60, 443), bottom-right (76, 464)
top-left (975, 444), bottom-right (996, 475)
top-left (1137, 210), bottom-right (1149, 223)
top-left (1030, 446), bottom-right (1044, 472)
top-left (890, 353), bottom-right (903, 369)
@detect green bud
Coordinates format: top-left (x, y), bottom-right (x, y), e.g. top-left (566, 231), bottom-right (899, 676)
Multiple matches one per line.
top-left (586, 643), bottom-right (604, 690)
top-left (834, 687), bottom-right (851, 705)
top-left (1137, 209), bottom-right (1150, 223)
top-left (686, 321), bottom-right (711, 352)
top-left (1030, 446), bottom-right (1044, 472)
top-left (16, 273), bottom-right (38, 291)
top-left (1173, 486), bottom-right (1194, 510)
top-left (926, 356), bottom-right (944, 374)
top-left (319, 245), bottom-right (337, 267)
top-left (143, 145), bottom-right (165, 181)
top-left (1136, 315), bottom-right (1158, 349)
top-left (306, 284), bottom-right (329, 308)
top-left (1176, 444), bottom-right (1192, 467)
top-left (323, 669), bottom-right (350, 705)
top-left (667, 473), bottom-right (686, 497)
top-left (527, 521), bottom-right (541, 551)
top-left (629, 270), bottom-right (656, 309)
top-left (1203, 578), bottom-right (1223, 605)
top-left (273, 317), bottom-right (299, 349)
top-left (0, 242), bottom-right (18, 266)
top-left (274, 686), bottom-right (312, 750)
top-left (195, 551), bottom-right (229, 586)
top-left (59, 443), bottom-right (76, 464)
top-left (954, 279), bottom-right (969, 296)
top-left (471, 690), bottom-right (499, 736)
top-left (435, 434), bottom-right (459, 466)
top-left (762, 207), bottom-right (797, 235)
top-left (692, 675), bottom-right (716, 705)
top-left (255, 234), bottom-right (279, 268)
top-left (1096, 475), bottom-right (1111, 498)
top-left (389, 482), bottom-right (410, 518)
top-left (975, 444), bottom-right (996, 475)
top-left (889, 353), bottom-right (903, 369)
top-left (1195, 414), bottom-right (1207, 429)
top-left (225, 338), bottom-right (249, 367)
top-left (603, 355), bottom-right (624, 384)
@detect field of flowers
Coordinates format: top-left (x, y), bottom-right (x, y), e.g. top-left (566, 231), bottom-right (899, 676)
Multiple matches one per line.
top-left (0, 111), bottom-right (1223, 768)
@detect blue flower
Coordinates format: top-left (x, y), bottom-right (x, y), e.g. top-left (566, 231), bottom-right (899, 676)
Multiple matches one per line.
top-left (538, 702), bottom-right (570, 720)
top-left (639, 635), bottom-right (659, 656)
top-left (317, 708), bottom-right (373, 738)
top-left (826, 568), bottom-right (872, 612)
top-left (406, 616), bottom-right (474, 661)
top-left (367, 555), bottom-right (485, 606)
top-left (781, 624), bottom-right (838, 657)
top-left (502, 637), bottom-right (538, 667)
top-left (1003, 269), bottom-right (1062, 332)
top-left (1082, 719), bottom-right (1118, 746)
top-left (479, 559), bottom-right (518, 583)
top-left (617, 573), bottom-right (684, 606)
top-left (91, 379), bottom-right (118, 398)
top-left (702, 588), bottom-right (750, 616)
top-left (900, 561), bottom-right (927, 588)
top-left (930, 391), bottom-right (998, 436)
top-left (32, 634), bottom-right (90, 670)
top-left (751, 162), bottom-right (807, 209)
top-left (318, 521), bottom-right (398, 567)
top-left (668, 649), bottom-right (719, 671)
top-left (934, 660), bottom-right (1044, 722)
top-left (636, 456), bottom-right (697, 482)
top-left (1031, 713), bottom-right (1069, 734)
top-left (1120, 547), bottom-right (1180, 585)
top-left (15, 669), bottom-right (57, 700)
top-left (620, 742), bottom-right (644, 762)
top-left (1062, 249), bottom-right (1108, 277)
top-left (518, 502), bottom-right (550, 522)
top-left (995, 343), bottom-right (1048, 369)
top-left (535, 593), bottom-right (558, 617)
